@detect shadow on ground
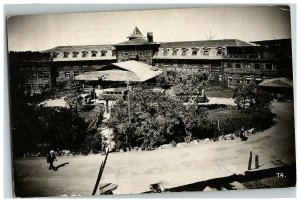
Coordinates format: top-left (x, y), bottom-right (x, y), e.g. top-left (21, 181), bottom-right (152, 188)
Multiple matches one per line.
top-left (54, 162), bottom-right (69, 171)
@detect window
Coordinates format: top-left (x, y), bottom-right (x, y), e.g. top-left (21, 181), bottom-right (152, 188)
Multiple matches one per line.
top-left (52, 52), bottom-right (59, 58)
top-left (182, 48), bottom-right (188, 56)
top-left (235, 63), bottom-right (241, 68)
top-left (39, 84), bottom-right (44, 89)
top-left (265, 63), bottom-right (273, 70)
top-left (92, 51), bottom-right (98, 57)
top-left (43, 72), bottom-right (50, 78)
top-left (139, 51), bottom-right (146, 56)
top-left (254, 63), bottom-right (261, 69)
top-left (245, 63), bottom-right (251, 69)
top-left (219, 75), bottom-right (223, 82)
top-left (192, 48), bottom-right (198, 56)
top-left (245, 78), bottom-right (252, 84)
top-left (74, 71), bottom-right (79, 76)
top-left (163, 49), bottom-right (169, 56)
top-left (112, 50), bottom-right (116, 56)
top-left (32, 73), bottom-right (37, 79)
top-left (65, 72), bottom-right (70, 77)
top-left (203, 47), bottom-right (210, 55)
top-left (227, 63), bottom-right (232, 68)
top-left (63, 52), bottom-right (70, 58)
top-left (172, 49), bottom-right (178, 56)
top-left (73, 52), bottom-right (79, 58)
top-left (82, 51), bottom-right (88, 58)
top-left (217, 47), bottom-right (223, 55)
top-left (38, 72), bottom-right (43, 79)
top-left (32, 84), bottom-right (37, 90)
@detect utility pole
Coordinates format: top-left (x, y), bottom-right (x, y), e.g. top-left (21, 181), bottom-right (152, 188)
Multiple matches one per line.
top-left (126, 81), bottom-right (132, 125)
top-left (126, 81), bottom-right (131, 149)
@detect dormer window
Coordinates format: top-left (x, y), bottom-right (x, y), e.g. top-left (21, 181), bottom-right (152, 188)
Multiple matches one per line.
top-left (192, 48), bottom-right (199, 56)
top-left (181, 48), bottom-right (188, 56)
top-left (63, 52), bottom-right (70, 58)
top-left (51, 52), bottom-right (59, 58)
top-left (203, 47), bottom-right (210, 55)
top-left (101, 50), bottom-right (107, 57)
top-left (172, 49), bottom-right (178, 56)
top-left (163, 49), bottom-right (169, 56)
top-left (217, 46), bottom-right (224, 55)
top-left (82, 51), bottom-right (88, 58)
top-left (91, 51), bottom-right (98, 57)
top-left (72, 51), bottom-right (79, 58)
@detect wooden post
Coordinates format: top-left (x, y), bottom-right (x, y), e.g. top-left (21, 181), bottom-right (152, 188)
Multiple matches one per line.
top-left (248, 151), bottom-right (252, 170)
top-left (255, 154), bottom-right (259, 169)
top-left (92, 150), bottom-right (110, 195)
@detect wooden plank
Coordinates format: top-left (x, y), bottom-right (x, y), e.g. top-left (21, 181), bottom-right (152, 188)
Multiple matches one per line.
top-left (99, 183), bottom-right (118, 195)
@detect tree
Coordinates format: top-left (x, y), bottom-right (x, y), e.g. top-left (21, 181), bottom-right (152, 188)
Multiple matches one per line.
top-left (172, 70), bottom-right (209, 98)
top-left (233, 84), bottom-right (274, 130)
top-left (233, 84), bottom-right (272, 112)
top-left (108, 88), bottom-right (211, 150)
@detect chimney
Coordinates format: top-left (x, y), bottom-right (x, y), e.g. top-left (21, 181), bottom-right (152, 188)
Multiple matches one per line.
top-left (147, 32), bottom-right (153, 43)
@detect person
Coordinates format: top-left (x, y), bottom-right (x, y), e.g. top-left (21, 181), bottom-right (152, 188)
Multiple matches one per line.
top-left (47, 150), bottom-right (57, 170)
top-left (240, 127), bottom-right (248, 141)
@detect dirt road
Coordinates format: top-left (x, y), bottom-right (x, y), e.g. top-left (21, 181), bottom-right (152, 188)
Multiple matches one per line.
top-left (13, 102), bottom-right (295, 197)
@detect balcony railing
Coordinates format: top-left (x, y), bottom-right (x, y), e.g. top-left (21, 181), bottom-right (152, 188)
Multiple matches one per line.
top-left (223, 54), bottom-right (277, 59)
top-left (224, 68), bottom-right (278, 75)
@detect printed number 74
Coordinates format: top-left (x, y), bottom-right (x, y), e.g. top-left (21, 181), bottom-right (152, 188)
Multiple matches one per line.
top-left (276, 173), bottom-right (285, 178)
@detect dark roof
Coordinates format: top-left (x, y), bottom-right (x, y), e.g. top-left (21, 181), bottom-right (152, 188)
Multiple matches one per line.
top-left (127, 27), bottom-right (144, 39)
top-left (251, 38), bottom-right (291, 45)
top-left (46, 44), bottom-right (115, 52)
top-left (159, 39), bottom-right (257, 48)
top-left (114, 37), bottom-right (159, 46)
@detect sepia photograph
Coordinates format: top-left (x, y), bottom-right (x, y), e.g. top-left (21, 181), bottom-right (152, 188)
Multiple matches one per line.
top-left (6, 5), bottom-right (296, 197)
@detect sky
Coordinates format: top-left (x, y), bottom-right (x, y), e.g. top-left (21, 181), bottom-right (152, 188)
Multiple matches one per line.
top-left (7, 6), bottom-right (292, 51)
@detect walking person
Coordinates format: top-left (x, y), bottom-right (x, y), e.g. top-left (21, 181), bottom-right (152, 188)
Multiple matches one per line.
top-left (239, 127), bottom-right (248, 141)
top-left (47, 150), bottom-right (57, 170)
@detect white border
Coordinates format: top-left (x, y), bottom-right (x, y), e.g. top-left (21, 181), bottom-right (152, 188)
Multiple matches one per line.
top-left (1, 1), bottom-right (299, 202)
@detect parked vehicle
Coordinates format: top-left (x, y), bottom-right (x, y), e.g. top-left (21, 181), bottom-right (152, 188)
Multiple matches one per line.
top-left (98, 88), bottom-right (129, 101)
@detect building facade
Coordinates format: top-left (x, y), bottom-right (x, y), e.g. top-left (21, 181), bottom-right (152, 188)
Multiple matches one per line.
top-left (49, 44), bottom-right (117, 82)
top-left (9, 52), bottom-right (54, 95)
top-left (114, 27), bottom-right (160, 65)
top-left (9, 27), bottom-right (292, 95)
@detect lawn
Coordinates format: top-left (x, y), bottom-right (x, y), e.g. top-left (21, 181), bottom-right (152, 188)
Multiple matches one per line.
top-left (205, 86), bottom-right (234, 98)
top-left (207, 109), bottom-right (247, 121)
